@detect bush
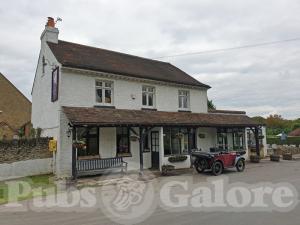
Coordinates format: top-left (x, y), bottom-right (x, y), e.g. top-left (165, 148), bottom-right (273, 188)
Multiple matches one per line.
top-left (267, 137), bottom-right (300, 147)
top-left (161, 165), bottom-right (175, 176)
top-left (270, 154), bottom-right (280, 162)
top-left (168, 155), bottom-right (188, 163)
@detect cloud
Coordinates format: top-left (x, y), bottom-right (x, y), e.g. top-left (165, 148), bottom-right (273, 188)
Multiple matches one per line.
top-left (0, 0), bottom-right (300, 118)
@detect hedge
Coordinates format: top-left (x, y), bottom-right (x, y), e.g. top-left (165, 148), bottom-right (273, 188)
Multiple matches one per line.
top-left (267, 137), bottom-right (300, 146)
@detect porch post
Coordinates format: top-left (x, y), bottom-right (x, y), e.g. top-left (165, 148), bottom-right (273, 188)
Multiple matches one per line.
top-left (254, 127), bottom-right (260, 157)
top-left (139, 127), bottom-right (144, 174)
top-left (72, 127), bottom-right (77, 180)
top-left (187, 128), bottom-right (192, 154)
top-left (187, 127), bottom-right (193, 168)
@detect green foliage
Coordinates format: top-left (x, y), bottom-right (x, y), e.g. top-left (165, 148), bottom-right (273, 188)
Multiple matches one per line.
top-left (207, 99), bottom-right (216, 110)
top-left (292, 123), bottom-right (300, 130)
top-left (30, 128), bottom-right (36, 138)
top-left (252, 114), bottom-right (300, 136)
top-left (0, 174), bottom-right (54, 205)
top-left (168, 155), bottom-right (188, 163)
top-left (267, 137), bottom-right (300, 147)
top-left (36, 128), bottom-right (42, 138)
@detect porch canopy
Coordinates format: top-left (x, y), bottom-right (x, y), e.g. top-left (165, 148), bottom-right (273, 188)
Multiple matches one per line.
top-left (64, 106), bottom-right (262, 177)
top-left (62, 106), bottom-right (260, 128)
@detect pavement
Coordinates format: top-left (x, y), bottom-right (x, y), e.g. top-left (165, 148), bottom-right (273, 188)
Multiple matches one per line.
top-left (1, 158), bottom-right (300, 225)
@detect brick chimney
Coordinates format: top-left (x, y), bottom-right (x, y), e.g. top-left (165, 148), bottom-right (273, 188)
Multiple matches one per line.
top-left (46, 17), bottom-right (55, 28)
top-left (40, 17), bottom-right (59, 44)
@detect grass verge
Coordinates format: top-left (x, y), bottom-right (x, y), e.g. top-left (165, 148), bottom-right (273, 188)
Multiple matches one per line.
top-left (0, 174), bottom-right (55, 205)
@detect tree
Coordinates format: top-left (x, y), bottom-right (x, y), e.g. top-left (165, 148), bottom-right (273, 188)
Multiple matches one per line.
top-left (292, 123), bottom-right (300, 130)
top-left (207, 99), bottom-right (216, 110)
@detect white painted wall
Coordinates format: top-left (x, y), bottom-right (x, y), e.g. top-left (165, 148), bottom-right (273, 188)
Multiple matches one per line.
top-left (31, 31), bottom-right (61, 138)
top-left (197, 127), bottom-right (217, 152)
top-left (60, 71), bottom-right (208, 113)
top-left (161, 155), bottom-right (191, 169)
top-left (0, 158), bottom-right (53, 181)
top-left (99, 127), bottom-right (152, 171)
top-left (55, 110), bottom-right (73, 178)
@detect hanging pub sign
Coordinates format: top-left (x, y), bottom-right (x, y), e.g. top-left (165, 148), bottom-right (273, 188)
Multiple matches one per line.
top-left (51, 67), bottom-right (59, 102)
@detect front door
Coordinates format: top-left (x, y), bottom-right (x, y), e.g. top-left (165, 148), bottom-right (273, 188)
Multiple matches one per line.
top-left (151, 131), bottom-right (160, 169)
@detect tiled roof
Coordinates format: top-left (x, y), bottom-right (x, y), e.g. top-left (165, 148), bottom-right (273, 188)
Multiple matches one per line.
top-left (289, 128), bottom-right (300, 137)
top-left (62, 107), bottom-right (260, 127)
top-left (47, 40), bottom-right (210, 88)
top-left (208, 109), bottom-right (246, 115)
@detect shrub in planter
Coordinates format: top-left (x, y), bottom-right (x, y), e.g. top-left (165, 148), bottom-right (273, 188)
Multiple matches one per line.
top-left (161, 165), bottom-right (175, 176)
top-left (282, 153), bottom-right (293, 160)
top-left (250, 155), bottom-right (260, 163)
top-left (168, 155), bottom-right (188, 163)
top-left (270, 154), bottom-right (280, 162)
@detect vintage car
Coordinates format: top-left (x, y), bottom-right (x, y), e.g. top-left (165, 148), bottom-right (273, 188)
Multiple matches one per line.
top-left (192, 150), bottom-right (246, 176)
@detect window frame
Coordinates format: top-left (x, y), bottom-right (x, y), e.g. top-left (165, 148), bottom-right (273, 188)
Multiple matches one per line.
top-left (142, 85), bottom-right (156, 108)
top-left (163, 127), bottom-right (193, 156)
top-left (95, 80), bottom-right (114, 106)
top-left (75, 127), bottom-right (99, 158)
top-left (116, 127), bottom-right (131, 157)
top-left (178, 90), bottom-right (190, 110)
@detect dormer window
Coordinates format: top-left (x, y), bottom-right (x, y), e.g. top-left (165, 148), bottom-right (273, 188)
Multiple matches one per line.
top-left (178, 90), bottom-right (190, 110)
top-left (96, 80), bottom-right (113, 105)
top-left (142, 86), bottom-right (155, 108)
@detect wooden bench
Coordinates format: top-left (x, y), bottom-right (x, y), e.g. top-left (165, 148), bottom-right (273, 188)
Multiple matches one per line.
top-left (76, 157), bottom-right (127, 177)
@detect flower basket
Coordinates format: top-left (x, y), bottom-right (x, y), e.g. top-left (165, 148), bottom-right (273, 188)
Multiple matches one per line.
top-left (282, 153), bottom-right (293, 160)
top-left (168, 155), bottom-right (188, 163)
top-left (130, 135), bottom-right (139, 142)
top-left (250, 155), bottom-right (260, 163)
top-left (161, 165), bottom-right (175, 176)
top-left (270, 154), bottom-right (280, 162)
top-left (175, 132), bottom-right (184, 139)
top-left (73, 141), bottom-right (86, 150)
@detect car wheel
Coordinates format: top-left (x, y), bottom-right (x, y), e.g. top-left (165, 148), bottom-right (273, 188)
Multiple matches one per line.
top-left (212, 161), bottom-right (223, 176)
top-left (195, 159), bottom-right (208, 173)
top-left (236, 159), bottom-right (245, 172)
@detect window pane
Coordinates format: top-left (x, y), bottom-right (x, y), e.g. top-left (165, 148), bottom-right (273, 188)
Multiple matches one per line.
top-left (163, 128), bottom-right (171, 155)
top-left (96, 81), bottom-right (102, 87)
top-left (142, 86), bottom-right (147, 92)
top-left (142, 93), bottom-right (147, 105)
top-left (178, 96), bottom-right (182, 108)
top-left (96, 89), bottom-right (102, 103)
top-left (89, 127), bottom-right (98, 135)
top-left (183, 96), bottom-right (188, 108)
top-left (148, 94), bottom-right (153, 106)
top-left (87, 136), bottom-right (98, 156)
top-left (105, 89), bottom-right (112, 103)
top-left (105, 82), bottom-right (112, 88)
top-left (117, 128), bottom-right (130, 154)
top-left (171, 128), bottom-right (180, 155)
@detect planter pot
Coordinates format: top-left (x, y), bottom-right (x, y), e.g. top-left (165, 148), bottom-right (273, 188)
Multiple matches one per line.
top-left (282, 153), bottom-right (293, 160)
top-left (250, 155), bottom-right (260, 163)
top-left (161, 165), bottom-right (175, 176)
top-left (168, 155), bottom-right (188, 163)
top-left (270, 154), bottom-right (280, 162)
top-left (130, 135), bottom-right (139, 142)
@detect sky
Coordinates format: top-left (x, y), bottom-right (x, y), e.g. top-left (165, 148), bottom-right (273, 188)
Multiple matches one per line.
top-left (0, 0), bottom-right (300, 119)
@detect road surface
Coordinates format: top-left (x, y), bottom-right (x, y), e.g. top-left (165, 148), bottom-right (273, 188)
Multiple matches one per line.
top-left (1, 159), bottom-right (300, 225)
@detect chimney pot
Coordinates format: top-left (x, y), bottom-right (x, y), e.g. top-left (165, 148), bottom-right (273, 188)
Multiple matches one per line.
top-left (46, 17), bottom-right (55, 28)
